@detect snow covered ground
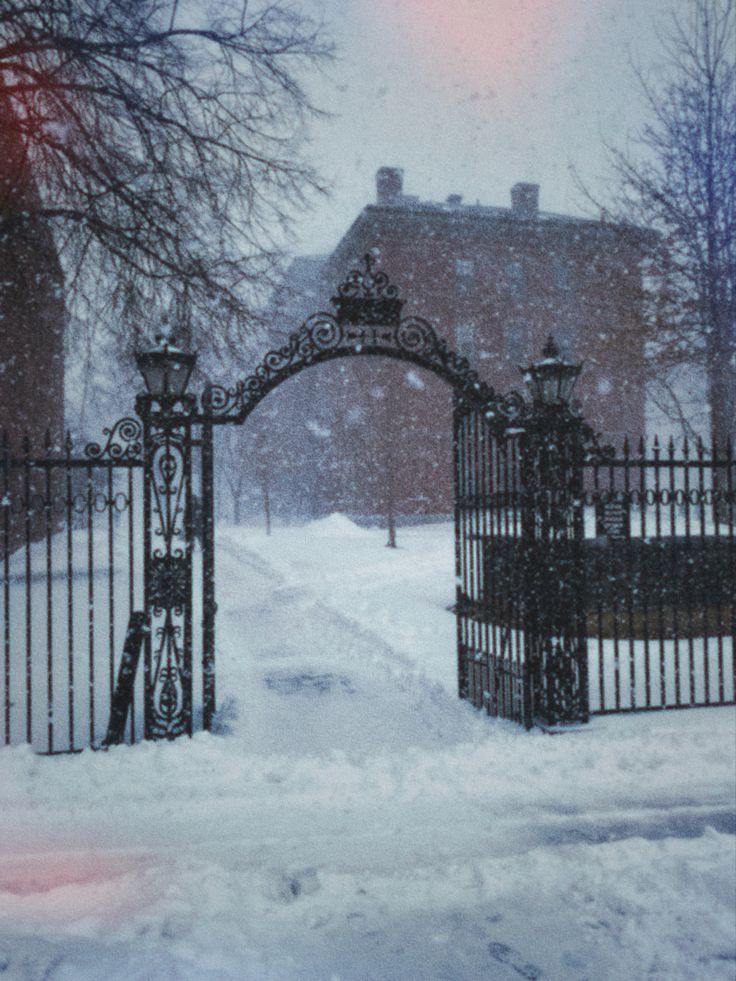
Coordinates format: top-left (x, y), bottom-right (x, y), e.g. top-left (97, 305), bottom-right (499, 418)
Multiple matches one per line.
top-left (0, 517), bottom-right (734, 980)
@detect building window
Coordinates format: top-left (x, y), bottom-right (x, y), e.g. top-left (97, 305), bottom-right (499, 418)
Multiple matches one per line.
top-left (455, 321), bottom-right (476, 361)
top-left (455, 259), bottom-right (475, 296)
top-left (505, 260), bottom-right (524, 298)
top-left (504, 321), bottom-right (531, 364)
top-left (554, 260), bottom-right (574, 293)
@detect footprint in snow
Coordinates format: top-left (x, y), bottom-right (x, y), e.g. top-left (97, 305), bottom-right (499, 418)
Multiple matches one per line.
top-left (488, 941), bottom-right (543, 980)
top-left (264, 868), bottom-right (320, 903)
top-left (264, 672), bottom-right (356, 695)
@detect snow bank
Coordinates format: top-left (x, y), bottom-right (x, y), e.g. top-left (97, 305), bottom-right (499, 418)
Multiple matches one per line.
top-left (0, 521), bottom-right (733, 979)
top-left (300, 512), bottom-right (370, 538)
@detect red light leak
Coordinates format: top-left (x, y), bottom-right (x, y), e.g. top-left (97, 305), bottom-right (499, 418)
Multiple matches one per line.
top-left (0, 852), bottom-right (140, 896)
top-left (372, 0), bottom-right (596, 90)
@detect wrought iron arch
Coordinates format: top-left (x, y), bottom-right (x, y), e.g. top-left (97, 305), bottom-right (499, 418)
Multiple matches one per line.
top-left (200, 254), bottom-right (526, 427)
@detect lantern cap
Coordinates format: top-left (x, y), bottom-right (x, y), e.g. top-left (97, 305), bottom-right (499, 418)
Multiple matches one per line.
top-left (540, 336), bottom-right (561, 361)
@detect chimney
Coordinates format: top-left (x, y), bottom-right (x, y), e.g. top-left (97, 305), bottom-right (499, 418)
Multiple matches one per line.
top-left (376, 167), bottom-right (404, 205)
top-left (510, 182), bottom-right (539, 219)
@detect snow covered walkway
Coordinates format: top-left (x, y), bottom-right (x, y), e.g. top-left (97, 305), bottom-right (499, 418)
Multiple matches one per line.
top-left (0, 518), bottom-right (734, 980)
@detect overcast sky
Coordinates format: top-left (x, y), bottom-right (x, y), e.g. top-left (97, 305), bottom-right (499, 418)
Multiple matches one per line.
top-left (291, 0), bottom-right (687, 256)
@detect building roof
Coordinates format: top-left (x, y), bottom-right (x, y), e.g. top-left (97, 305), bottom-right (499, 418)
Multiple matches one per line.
top-left (326, 171), bottom-right (656, 270)
top-left (368, 200), bottom-right (600, 226)
top-left (336, 201), bottom-right (654, 245)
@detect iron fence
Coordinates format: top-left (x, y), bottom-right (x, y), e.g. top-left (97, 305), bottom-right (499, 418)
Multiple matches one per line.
top-left (0, 427), bottom-right (145, 753)
top-left (455, 406), bottom-right (532, 726)
top-left (459, 423), bottom-right (734, 726)
top-left (3, 419), bottom-right (733, 753)
top-left (584, 436), bottom-right (734, 714)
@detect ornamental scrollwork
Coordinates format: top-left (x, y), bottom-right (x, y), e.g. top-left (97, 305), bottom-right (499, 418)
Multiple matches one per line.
top-left (142, 417), bottom-right (192, 740)
top-left (394, 316), bottom-right (437, 358)
top-left (482, 391), bottom-right (526, 425)
top-left (201, 381), bottom-right (241, 417)
top-left (332, 256), bottom-right (402, 326)
top-left (334, 252), bottom-right (399, 302)
top-left (149, 429), bottom-right (187, 556)
top-left (200, 255), bottom-right (529, 428)
top-left (149, 555), bottom-right (189, 610)
top-left (149, 616), bottom-right (189, 740)
top-left (84, 417), bottom-right (143, 460)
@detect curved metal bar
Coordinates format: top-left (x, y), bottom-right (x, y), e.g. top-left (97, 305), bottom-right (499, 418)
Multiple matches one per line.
top-left (200, 254), bottom-right (529, 428)
top-left (202, 314), bottom-right (516, 423)
top-left (85, 417), bottom-right (143, 461)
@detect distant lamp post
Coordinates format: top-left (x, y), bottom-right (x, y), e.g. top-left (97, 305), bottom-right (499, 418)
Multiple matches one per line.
top-left (520, 336), bottom-right (581, 407)
top-left (136, 335), bottom-right (196, 399)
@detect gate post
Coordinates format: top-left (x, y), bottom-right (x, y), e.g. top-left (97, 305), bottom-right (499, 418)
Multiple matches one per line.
top-left (136, 340), bottom-right (197, 740)
top-left (520, 341), bottom-right (588, 728)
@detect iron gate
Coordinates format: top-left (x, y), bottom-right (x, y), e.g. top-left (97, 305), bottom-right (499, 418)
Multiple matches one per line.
top-left (3, 255), bottom-right (732, 754)
top-left (454, 402), bottom-right (530, 724)
top-left (454, 401), bottom-right (590, 729)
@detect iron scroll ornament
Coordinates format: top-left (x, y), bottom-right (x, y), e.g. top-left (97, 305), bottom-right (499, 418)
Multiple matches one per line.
top-left (200, 255), bottom-right (527, 425)
top-left (145, 423), bottom-right (193, 740)
top-left (84, 416), bottom-right (143, 461)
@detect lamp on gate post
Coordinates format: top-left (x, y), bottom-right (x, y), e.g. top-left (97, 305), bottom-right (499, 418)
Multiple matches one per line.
top-left (135, 332), bottom-right (199, 743)
top-left (136, 335), bottom-right (197, 400)
top-left (517, 336), bottom-right (589, 729)
top-left (520, 336), bottom-right (581, 408)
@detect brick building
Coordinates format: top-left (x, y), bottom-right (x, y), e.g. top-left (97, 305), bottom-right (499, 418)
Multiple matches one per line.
top-left (261, 168), bottom-right (652, 521)
top-left (0, 97), bottom-right (65, 455)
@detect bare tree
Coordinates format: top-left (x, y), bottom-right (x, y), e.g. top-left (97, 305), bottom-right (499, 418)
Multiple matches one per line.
top-left (605, 0), bottom-right (735, 446)
top-left (374, 374), bottom-right (399, 548)
top-left (0, 0), bottom-right (332, 372)
top-left (254, 425), bottom-right (272, 535)
top-left (216, 425), bottom-right (251, 525)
